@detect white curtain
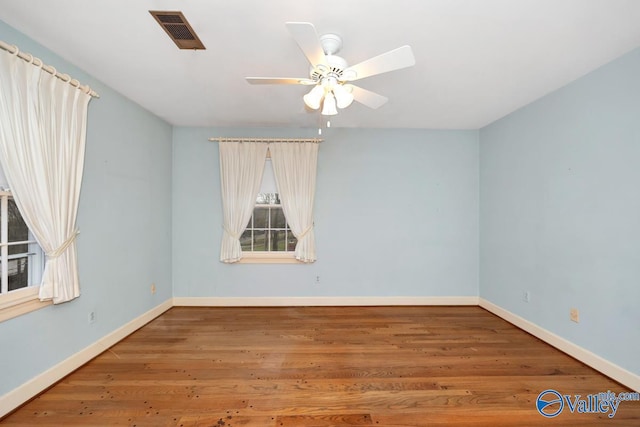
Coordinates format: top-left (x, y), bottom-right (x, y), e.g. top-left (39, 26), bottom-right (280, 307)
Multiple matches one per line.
top-left (0, 48), bottom-right (92, 303)
top-left (269, 142), bottom-right (318, 262)
top-left (219, 141), bottom-right (269, 262)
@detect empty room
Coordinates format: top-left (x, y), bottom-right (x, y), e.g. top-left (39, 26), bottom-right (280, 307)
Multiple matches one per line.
top-left (0, 1), bottom-right (639, 425)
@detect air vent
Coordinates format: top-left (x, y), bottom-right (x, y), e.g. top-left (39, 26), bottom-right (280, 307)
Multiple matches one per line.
top-left (149, 11), bottom-right (206, 50)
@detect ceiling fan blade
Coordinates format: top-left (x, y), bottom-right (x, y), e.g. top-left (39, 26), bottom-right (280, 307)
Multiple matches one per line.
top-left (343, 45), bottom-right (415, 81)
top-left (246, 77), bottom-right (315, 85)
top-left (350, 85), bottom-right (388, 109)
top-left (285, 22), bottom-right (327, 68)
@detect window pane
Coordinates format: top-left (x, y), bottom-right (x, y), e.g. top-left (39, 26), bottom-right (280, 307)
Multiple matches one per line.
top-left (255, 193), bottom-right (268, 204)
top-left (240, 229), bottom-right (253, 251)
top-left (287, 234), bottom-right (298, 252)
top-left (253, 230), bottom-right (267, 251)
top-left (269, 231), bottom-right (298, 252)
top-left (271, 208), bottom-right (286, 229)
top-left (8, 199), bottom-right (29, 242)
top-left (8, 243), bottom-right (29, 255)
top-left (253, 208), bottom-right (268, 229)
top-left (7, 257), bottom-right (29, 291)
top-left (270, 230), bottom-right (286, 251)
top-left (256, 193), bottom-right (280, 205)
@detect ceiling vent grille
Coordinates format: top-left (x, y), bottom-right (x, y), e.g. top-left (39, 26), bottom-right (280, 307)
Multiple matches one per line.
top-left (149, 11), bottom-right (206, 50)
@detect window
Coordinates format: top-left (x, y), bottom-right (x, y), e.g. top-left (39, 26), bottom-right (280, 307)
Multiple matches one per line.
top-left (0, 44), bottom-right (93, 313)
top-left (0, 168), bottom-right (48, 322)
top-left (240, 193), bottom-right (297, 253)
top-left (236, 157), bottom-right (297, 263)
top-left (0, 192), bottom-right (44, 294)
top-left (218, 141), bottom-right (318, 264)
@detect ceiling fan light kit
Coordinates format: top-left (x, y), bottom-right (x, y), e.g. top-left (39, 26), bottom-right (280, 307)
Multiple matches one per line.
top-left (246, 22), bottom-right (415, 118)
top-left (333, 84), bottom-right (354, 109)
top-left (321, 91), bottom-right (338, 116)
top-left (303, 85), bottom-right (324, 110)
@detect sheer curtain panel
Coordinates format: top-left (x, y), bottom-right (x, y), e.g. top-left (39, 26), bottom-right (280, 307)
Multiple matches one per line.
top-left (0, 48), bottom-right (92, 303)
top-left (219, 141), bottom-right (269, 262)
top-left (269, 142), bottom-right (318, 262)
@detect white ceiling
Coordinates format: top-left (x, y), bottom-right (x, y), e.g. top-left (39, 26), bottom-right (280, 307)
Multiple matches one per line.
top-left (1, 0), bottom-right (640, 129)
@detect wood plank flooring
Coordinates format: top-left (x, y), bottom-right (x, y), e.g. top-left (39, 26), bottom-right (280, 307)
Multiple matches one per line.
top-left (2, 306), bottom-right (639, 426)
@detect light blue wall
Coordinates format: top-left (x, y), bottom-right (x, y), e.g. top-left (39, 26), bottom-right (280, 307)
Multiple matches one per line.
top-left (0, 20), bottom-right (173, 395)
top-left (480, 48), bottom-right (640, 375)
top-left (172, 127), bottom-right (479, 298)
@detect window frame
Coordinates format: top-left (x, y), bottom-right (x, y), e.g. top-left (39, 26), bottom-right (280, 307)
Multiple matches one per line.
top-left (0, 190), bottom-right (49, 322)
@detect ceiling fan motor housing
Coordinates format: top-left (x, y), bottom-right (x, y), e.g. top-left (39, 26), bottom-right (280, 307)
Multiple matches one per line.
top-left (310, 54), bottom-right (348, 82)
top-left (307, 33), bottom-right (350, 82)
top-left (320, 33), bottom-right (342, 55)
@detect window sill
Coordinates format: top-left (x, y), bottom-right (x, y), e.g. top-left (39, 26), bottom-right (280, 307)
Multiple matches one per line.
top-left (237, 252), bottom-right (302, 264)
top-left (0, 287), bottom-right (51, 323)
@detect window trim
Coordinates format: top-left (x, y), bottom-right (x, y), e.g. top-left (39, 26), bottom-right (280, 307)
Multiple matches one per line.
top-left (237, 251), bottom-right (299, 264)
top-left (0, 285), bottom-right (50, 322)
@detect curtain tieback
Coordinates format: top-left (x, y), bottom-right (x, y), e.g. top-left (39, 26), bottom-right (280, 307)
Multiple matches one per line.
top-left (223, 225), bottom-right (240, 240)
top-left (47, 230), bottom-right (80, 259)
top-left (297, 225), bottom-right (313, 240)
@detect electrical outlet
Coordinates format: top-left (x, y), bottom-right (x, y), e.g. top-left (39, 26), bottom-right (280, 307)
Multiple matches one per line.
top-left (523, 291), bottom-right (530, 303)
top-left (151, 283), bottom-right (156, 294)
top-left (570, 308), bottom-right (579, 323)
top-left (315, 275), bottom-right (320, 284)
top-left (88, 311), bottom-right (96, 324)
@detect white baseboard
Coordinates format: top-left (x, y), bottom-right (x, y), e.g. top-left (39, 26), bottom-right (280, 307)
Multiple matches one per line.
top-left (0, 299), bottom-right (173, 418)
top-left (479, 298), bottom-right (640, 392)
top-left (173, 295), bottom-right (480, 307)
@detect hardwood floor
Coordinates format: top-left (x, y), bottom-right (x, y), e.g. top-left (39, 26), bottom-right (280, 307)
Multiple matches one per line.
top-left (2, 306), bottom-right (639, 426)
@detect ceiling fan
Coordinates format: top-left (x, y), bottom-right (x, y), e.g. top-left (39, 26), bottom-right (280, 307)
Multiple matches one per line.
top-left (246, 22), bottom-right (416, 116)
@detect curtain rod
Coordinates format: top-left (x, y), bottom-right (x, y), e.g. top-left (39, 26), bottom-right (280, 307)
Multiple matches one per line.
top-left (0, 40), bottom-right (100, 98)
top-left (209, 137), bottom-right (323, 143)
